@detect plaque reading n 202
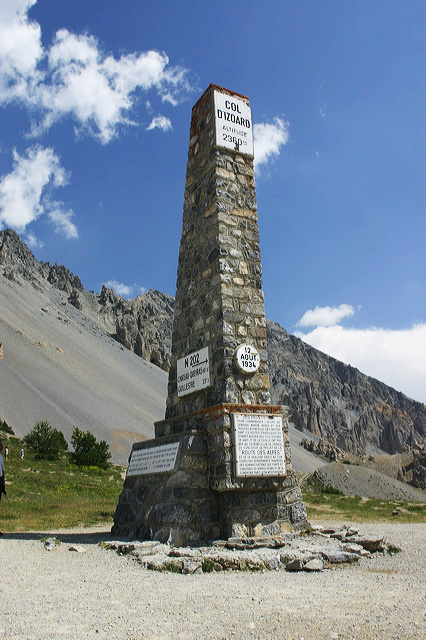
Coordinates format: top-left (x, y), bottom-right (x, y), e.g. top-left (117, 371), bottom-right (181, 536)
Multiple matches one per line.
top-left (177, 346), bottom-right (211, 397)
top-left (233, 413), bottom-right (286, 477)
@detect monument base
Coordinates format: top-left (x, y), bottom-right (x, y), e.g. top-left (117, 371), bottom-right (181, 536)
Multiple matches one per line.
top-left (112, 404), bottom-right (308, 545)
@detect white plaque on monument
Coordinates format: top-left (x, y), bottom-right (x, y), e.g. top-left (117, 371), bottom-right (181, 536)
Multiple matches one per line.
top-left (127, 442), bottom-right (180, 476)
top-left (214, 90), bottom-right (254, 156)
top-left (233, 413), bottom-right (286, 477)
top-left (177, 346), bottom-right (211, 397)
top-left (235, 343), bottom-right (260, 374)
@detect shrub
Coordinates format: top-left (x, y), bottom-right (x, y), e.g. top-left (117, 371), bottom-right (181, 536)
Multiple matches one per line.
top-left (202, 559), bottom-right (216, 573)
top-left (387, 544), bottom-right (401, 555)
top-left (0, 419), bottom-right (14, 435)
top-left (24, 421), bottom-right (68, 460)
top-left (70, 427), bottom-right (111, 469)
top-left (321, 484), bottom-right (344, 496)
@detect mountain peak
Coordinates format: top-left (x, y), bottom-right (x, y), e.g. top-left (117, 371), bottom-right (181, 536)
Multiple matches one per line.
top-left (0, 228), bottom-right (38, 272)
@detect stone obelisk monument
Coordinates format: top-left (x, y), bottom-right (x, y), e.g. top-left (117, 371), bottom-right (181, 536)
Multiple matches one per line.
top-left (113, 85), bottom-right (307, 544)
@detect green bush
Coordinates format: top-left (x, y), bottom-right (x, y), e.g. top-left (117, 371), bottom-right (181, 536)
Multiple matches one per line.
top-left (202, 559), bottom-right (216, 573)
top-left (24, 421), bottom-right (68, 460)
top-left (0, 419), bottom-right (14, 435)
top-left (321, 484), bottom-right (344, 496)
top-left (70, 427), bottom-right (111, 469)
top-left (387, 544), bottom-right (401, 556)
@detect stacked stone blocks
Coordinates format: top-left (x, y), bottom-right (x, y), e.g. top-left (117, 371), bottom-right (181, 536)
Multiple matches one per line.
top-left (167, 87), bottom-right (270, 419)
top-left (113, 85), bottom-right (307, 544)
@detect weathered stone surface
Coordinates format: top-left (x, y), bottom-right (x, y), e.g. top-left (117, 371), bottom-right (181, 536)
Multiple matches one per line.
top-left (348, 535), bottom-right (385, 553)
top-left (321, 550), bottom-right (360, 565)
top-left (343, 543), bottom-right (366, 555)
top-left (303, 558), bottom-right (324, 571)
top-left (165, 88), bottom-right (271, 417)
top-left (68, 288), bottom-right (82, 310)
top-left (112, 85), bottom-right (307, 545)
top-left (47, 263), bottom-right (83, 294)
top-left (43, 538), bottom-right (60, 551)
top-left (223, 536), bottom-right (291, 550)
top-left (102, 525), bottom-right (390, 573)
top-left (182, 559), bottom-right (203, 574)
top-left (285, 558), bottom-right (304, 572)
top-left (300, 437), bottom-right (345, 461)
top-left (310, 525), bottom-right (385, 555)
top-left (112, 288), bottom-right (174, 371)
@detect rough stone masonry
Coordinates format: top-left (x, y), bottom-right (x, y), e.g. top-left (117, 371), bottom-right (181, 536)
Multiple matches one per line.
top-left (112, 85), bottom-right (308, 545)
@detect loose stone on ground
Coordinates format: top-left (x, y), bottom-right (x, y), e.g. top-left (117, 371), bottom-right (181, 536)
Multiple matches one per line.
top-left (100, 525), bottom-right (386, 573)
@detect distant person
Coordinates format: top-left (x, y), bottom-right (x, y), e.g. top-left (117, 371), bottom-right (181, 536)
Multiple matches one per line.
top-left (20, 448), bottom-right (24, 460)
top-left (4, 446), bottom-right (8, 461)
top-left (0, 440), bottom-right (5, 535)
top-left (0, 440), bottom-right (6, 499)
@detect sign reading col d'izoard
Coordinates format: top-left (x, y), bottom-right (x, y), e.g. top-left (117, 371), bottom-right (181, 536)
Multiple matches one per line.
top-left (214, 90), bottom-right (254, 156)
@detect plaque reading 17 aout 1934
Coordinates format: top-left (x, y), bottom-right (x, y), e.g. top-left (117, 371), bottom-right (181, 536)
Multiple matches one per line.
top-left (233, 413), bottom-right (286, 477)
top-left (177, 346), bottom-right (211, 397)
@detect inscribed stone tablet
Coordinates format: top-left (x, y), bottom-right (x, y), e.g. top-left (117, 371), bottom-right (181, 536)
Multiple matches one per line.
top-left (177, 346), bottom-right (211, 397)
top-left (214, 91), bottom-right (254, 156)
top-left (127, 442), bottom-right (180, 477)
top-left (233, 413), bottom-right (286, 477)
top-left (235, 343), bottom-right (260, 374)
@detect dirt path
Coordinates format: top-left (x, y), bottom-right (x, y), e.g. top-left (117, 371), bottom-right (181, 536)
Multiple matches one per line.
top-left (0, 521), bottom-right (424, 640)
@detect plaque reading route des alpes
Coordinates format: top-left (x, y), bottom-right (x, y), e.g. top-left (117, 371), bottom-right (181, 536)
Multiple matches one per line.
top-left (233, 413), bottom-right (286, 477)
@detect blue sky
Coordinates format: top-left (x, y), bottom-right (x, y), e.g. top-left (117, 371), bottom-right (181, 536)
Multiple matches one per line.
top-left (1, 0), bottom-right (425, 403)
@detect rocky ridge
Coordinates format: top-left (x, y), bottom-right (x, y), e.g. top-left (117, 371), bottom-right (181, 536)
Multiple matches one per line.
top-left (300, 437), bottom-right (346, 462)
top-left (266, 320), bottom-right (425, 457)
top-left (1, 228), bottom-right (425, 469)
top-left (0, 229), bottom-right (172, 370)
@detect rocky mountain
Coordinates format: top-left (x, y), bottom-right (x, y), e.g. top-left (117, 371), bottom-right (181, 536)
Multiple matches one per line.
top-left (267, 321), bottom-right (426, 457)
top-left (0, 229), bottom-right (173, 371)
top-left (98, 285), bottom-right (174, 371)
top-left (1, 228), bottom-right (425, 466)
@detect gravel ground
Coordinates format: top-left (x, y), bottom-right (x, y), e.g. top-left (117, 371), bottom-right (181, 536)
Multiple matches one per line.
top-left (0, 521), bottom-right (424, 640)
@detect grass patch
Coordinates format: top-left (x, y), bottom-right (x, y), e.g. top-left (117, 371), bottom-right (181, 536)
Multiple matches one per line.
top-left (321, 484), bottom-right (344, 496)
top-left (301, 476), bottom-right (426, 523)
top-left (0, 434), bottom-right (124, 532)
top-left (157, 561), bottom-right (181, 573)
top-left (202, 559), bottom-right (216, 573)
top-left (386, 544), bottom-right (401, 555)
top-left (1, 430), bottom-right (425, 531)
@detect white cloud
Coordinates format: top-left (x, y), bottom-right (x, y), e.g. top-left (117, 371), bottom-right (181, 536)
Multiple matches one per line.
top-left (0, 145), bottom-right (76, 240)
top-left (0, 3), bottom-right (193, 143)
top-left (253, 117), bottom-right (289, 173)
top-left (48, 204), bottom-right (78, 239)
top-left (146, 115), bottom-right (172, 132)
top-left (294, 309), bottom-right (426, 403)
top-left (0, 0), bottom-right (43, 101)
top-left (25, 230), bottom-right (43, 249)
top-left (104, 280), bottom-right (132, 296)
top-left (297, 304), bottom-right (355, 327)
top-left (103, 280), bottom-right (146, 298)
